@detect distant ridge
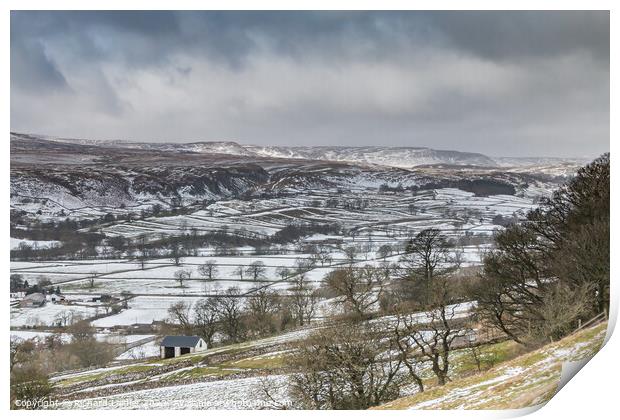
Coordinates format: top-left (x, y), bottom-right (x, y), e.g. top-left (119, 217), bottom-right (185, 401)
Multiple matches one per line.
top-left (11, 132), bottom-right (497, 168)
top-left (10, 132), bottom-right (586, 169)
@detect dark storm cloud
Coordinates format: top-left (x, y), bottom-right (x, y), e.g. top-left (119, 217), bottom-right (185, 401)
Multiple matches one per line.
top-left (10, 11), bottom-right (609, 157)
top-left (424, 11), bottom-right (610, 62)
top-left (11, 37), bottom-right (69, 93)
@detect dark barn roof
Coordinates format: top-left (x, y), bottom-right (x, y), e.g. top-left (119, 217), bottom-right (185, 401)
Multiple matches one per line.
top-left (160, 335), bottom-right (202, 348)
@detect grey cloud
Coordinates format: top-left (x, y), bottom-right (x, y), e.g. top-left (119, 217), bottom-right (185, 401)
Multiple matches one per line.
top-left (11, 38), bottom-right (69, 92)
top-left (10, 11), bottom-right (609, 158)
top-left (424, 11), bottom-right (609, 63)
top-left (13, 11), bottom-right (608, 68)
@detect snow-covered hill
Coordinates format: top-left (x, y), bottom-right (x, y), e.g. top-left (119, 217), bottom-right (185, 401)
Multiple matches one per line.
top-left (244, 145), bottom-right (497, 168)
top-left (493, 156), bottom-right (591, 167)
top-left (12, 132), bottom-right (588, 170)
top-left (10, 132), bottom-right (578, 219)
top-left (16, 133), bottom-right (498, 168)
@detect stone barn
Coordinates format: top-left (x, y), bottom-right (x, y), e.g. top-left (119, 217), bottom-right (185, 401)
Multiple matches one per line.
top-left (160, 335), bottom-right (207, 359)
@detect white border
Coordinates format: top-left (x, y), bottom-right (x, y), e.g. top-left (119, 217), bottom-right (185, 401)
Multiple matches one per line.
top-left (2, 2), bottom-right (615, 420)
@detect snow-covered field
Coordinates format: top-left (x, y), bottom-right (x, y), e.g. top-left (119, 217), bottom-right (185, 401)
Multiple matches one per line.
top-left (9, 330), bottom-right (154, 345)
top-left (91, 296), bottom-right (204, 327)
top-left (10, 304), bottom-right (102, 328)
top-left (57, 374), bottom-right (290, 409)
top-left (10, 187), bottom-right (546, 330)
top-left (87, 188), bottom-right (539, 242)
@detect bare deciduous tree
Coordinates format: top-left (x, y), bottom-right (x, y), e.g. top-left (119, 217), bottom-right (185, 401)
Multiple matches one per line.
top-left (377, 244), bottom-right (393, 261)
top-left (193, 298), bottom-right (219, 347)
top-left (247, 289), bottom-right (281, 335)
top-left (276, 266), bottom-right (291, 281)
top-left (167, 301), bottom-right (193, 335)
top-left (325, 265), bottom-right (385, 319)
top-left (198, 260), bottom-right (218, 281)
top-left (233, 265), bottom-right (245, 280)
top-left (289, 323), bottom-right (405, 409)
top-left (88, 271), bottom-right (98, 289)
top-left (397, 229), bottom-right (460, 304)
top-left (174, 269), bottom-right (192, 287)
top-left (213, 287), bottom-right (246, 343)
top-left (395, 278), bottom-right (472, 386)
top-left (289, 274), bottom-right (318, 326)
top-left (313, 247), bottom-right (333, 267)
top-left (342, 246), bottom-right (359, 264)
top-left (167, 241), bottom-right (185, 266)
top-left (246, 261), bottom-right (267, 282)
top-left (136, 234), bottom-right (149, 270)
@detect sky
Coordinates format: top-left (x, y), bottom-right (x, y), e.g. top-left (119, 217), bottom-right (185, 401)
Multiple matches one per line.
top-left (10, 11), bottom-right (609, 157)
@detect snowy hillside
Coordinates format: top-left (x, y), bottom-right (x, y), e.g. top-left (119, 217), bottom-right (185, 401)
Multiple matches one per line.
top-left (12, 132), bottom-right (587, 171)
top-left (244, 145), bottom-right (497, 168)
top-left (12, 132), bottom-right (570, 218)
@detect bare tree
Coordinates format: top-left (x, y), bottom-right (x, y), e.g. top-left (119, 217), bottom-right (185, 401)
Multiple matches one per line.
top-left (120, 291), bottom-right (133, 309)
top-left (289, 273), bottom-right (318, 326)
top-left (246, 261), bottom-right (267, 282)
top-left (392, 321), bottom-right (425, 393)
top-left (88, 271), bottom-right (98, 289)
top-left (536, 282), bottom-right (594, 341)
top-left (395, 278), bottom-right (472, 386)
top-left (293, 258), bottom-right (315, 274)
top-left (377, 244), bottom-right (393, 261)
top-left (361, 242), bottom-right (373, 260)
top-left (54, 310), bottom-right (74, 327)
top-left (342, 246), bottom-right (359, 264)
top-left (247, 289), bottom-right (281, 335)
top-left (325, 265), bottom-right (385, 318)
top-left (10, 274), bottom-right (24, 292)
top-left (313, 247), bottom-right (333, 267)
top-left (377, 261), bottom-right (395, 281)
top-left (174, 269), bottom-right (192, 287)
top-left (289, 323), bottom-right (405, 409)
top-left (397, 229), bottom-right (459, 304)
top-left (233, 265), bottom-right (245, 280)
top-left (276, 266), bottom-right (291, 281)
top-left (198, 260), bottom-right (218, 281)
top-left (400, 228), bottom-right (453, 283)
top-left (193, 298), bottom-right (219, 347)
top-left (213, 287), bottom-right (246, 343)
top-left (67, 321), bottom-right (116, 368)
top-left (10, 338), bottom-right (34, 373)
top-left (167, 301), bottom-right (193, 335)
top-left (167, 241), bottom-right (185, 266)
top-left (136, 234), bottom-right (150, 270)
top-left (466, 335), bottom-right (483, 373)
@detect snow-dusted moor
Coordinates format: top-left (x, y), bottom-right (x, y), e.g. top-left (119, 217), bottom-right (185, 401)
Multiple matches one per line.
top-left (10, 10), bottom-right (609, 412)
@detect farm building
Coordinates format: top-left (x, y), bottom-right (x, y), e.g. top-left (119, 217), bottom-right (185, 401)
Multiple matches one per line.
top-left (91, 294), bottom-right (114, 303)
top-left (20, 293), bottom-right (46, 307)
top-left (46, 293), bottom-right (66, 303)
top-left (160, 335), bottom-right (207, 359)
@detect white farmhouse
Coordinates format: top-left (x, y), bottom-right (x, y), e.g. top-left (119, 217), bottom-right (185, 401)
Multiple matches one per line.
top-left (46, 293), bottom-right (66, 303)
